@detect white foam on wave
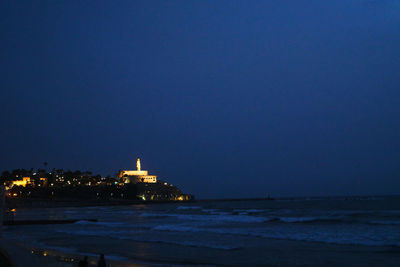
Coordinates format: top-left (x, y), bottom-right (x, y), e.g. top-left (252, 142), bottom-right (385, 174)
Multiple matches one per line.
top-left (370, 220), bottom-right (400, 225)
top-left (116, 210), bottom-right (141, 215)
top-left (233, 209), bottom-right (264, 213)
top-left (177, 213), bottom-right (266, 223)
top-left (249, 231), bottom-right (400, 247)
top-left (140, 212), bottom-right (267, 223)
top-left (273, 216), bottom-right (400, 225)
top-left (176, 206), bottom-right (201, 210)
top-left (209, 211), bottom-right (231, 215)
top-left (57, 228), bottom-right (239, 250)
top-left (152, 224), bottom-right (400, 247)
top-left (278, 217), bottom-right (319, 223)
top-left (201, 208), bottom-right (218, 213)
top-left (153, 224), bottom-right (202, 232)
top-left (74, 220), bottom-right (125, 227)
top-left (56, 229), bottom-right (141, 240)
top-left (170, 240), bottom-right (240, 250)
top-left (139, 212), bottom-right (171, 219)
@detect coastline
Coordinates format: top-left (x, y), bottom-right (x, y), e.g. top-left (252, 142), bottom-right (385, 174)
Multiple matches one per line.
top-left (0, 237), bottom-right (157, 267)
top-left (2, 235), bottom-right (400, 266)
top-left (6, 194), bottom-right (400, 209)
top-left (5, 198), bottom-right (195, 209)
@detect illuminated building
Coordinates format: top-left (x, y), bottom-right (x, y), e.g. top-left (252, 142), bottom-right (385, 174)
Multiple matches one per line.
top-left (40, 177), bottom-right (48, 186)
top-left (118, 158), bottom-right (157, 184)
top-left (11, 177), bottom-right (31, 187)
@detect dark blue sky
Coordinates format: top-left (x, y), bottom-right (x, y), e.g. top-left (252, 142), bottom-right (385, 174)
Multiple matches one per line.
top-left (1, 1), bottom-right (399, 198)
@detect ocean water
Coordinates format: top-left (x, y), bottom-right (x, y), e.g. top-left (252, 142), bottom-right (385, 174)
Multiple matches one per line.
top-left (3, 196), bottom-right (400, 265)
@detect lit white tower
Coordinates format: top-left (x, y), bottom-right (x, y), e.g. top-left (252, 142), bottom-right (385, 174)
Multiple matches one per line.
top-left (118, 158), bottom-right (156, 183)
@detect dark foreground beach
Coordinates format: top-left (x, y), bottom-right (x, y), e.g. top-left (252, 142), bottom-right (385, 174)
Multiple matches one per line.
top-left (2, 197), bottom-right (400, 266)
top-left (0, 238), bottom-right (147, 267)
top-left (1, 236), bottom-right (399, 266)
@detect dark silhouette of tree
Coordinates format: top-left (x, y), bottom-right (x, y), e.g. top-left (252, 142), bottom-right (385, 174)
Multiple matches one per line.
top-left (0, 170), bottom-right (11, 184)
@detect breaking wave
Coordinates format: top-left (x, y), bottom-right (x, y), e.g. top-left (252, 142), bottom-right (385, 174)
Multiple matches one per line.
top-left (152, 224), bottom-right (400, 247)
top-left (176, 206), bottom-right (202, 210)
top-left (74, 220), bottom-right (125, 226)
top-left (140, 212), bottom-right (267, 223)
top-left (56, 229), bottom-right (240, 250)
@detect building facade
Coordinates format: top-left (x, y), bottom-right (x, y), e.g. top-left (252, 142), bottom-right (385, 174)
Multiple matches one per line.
top-left (118, 158), bottom-right (157, 184)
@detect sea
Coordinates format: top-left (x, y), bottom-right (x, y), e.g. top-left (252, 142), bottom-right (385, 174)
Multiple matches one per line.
top-left (3, 196), bottom-right (400, 266)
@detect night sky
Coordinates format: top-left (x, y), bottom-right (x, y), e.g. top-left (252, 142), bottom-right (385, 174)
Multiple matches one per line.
top-left (1, 1), bottom-right (399, 198)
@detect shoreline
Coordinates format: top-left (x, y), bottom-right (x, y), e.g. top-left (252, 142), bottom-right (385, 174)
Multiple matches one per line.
top-left (5, 198), bottom-right (196, 209)
top-left (0, 237), bottom-right (162, 267)
top-left (6, 194), bottom-right (400, 210)
top-left (2, 235), bottom-right (400, 267)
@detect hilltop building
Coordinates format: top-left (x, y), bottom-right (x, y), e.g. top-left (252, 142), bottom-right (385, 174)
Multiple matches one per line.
top-left (8, 176), bottom-right (48, 189)
top-left (118, 158), bottom-right (157, 184)
top-left (11, 177), bottom-right (31, 187)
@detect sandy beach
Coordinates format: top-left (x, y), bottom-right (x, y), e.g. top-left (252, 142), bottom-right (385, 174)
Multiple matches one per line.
top-left (1, 236), bottom-right (400, 267)
top-left (0, 237), bottom-right (150, 267)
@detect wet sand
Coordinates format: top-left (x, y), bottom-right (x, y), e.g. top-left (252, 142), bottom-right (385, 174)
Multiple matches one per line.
top-left (5, 236), bottom-right (398, 267)
top-left (0, 238), bottom-right (151, 267)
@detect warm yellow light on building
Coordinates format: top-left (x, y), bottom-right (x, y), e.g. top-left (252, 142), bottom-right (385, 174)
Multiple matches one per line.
top-left (40, 177), bottom-right (48, 186)
top-left (11, 177), bottom-right (31, 188)
top-left (118, 158), bottom-right (157, 184)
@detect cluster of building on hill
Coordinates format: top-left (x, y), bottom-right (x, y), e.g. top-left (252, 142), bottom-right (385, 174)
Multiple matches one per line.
top-left (0, 159), bottom-right (193, 201)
